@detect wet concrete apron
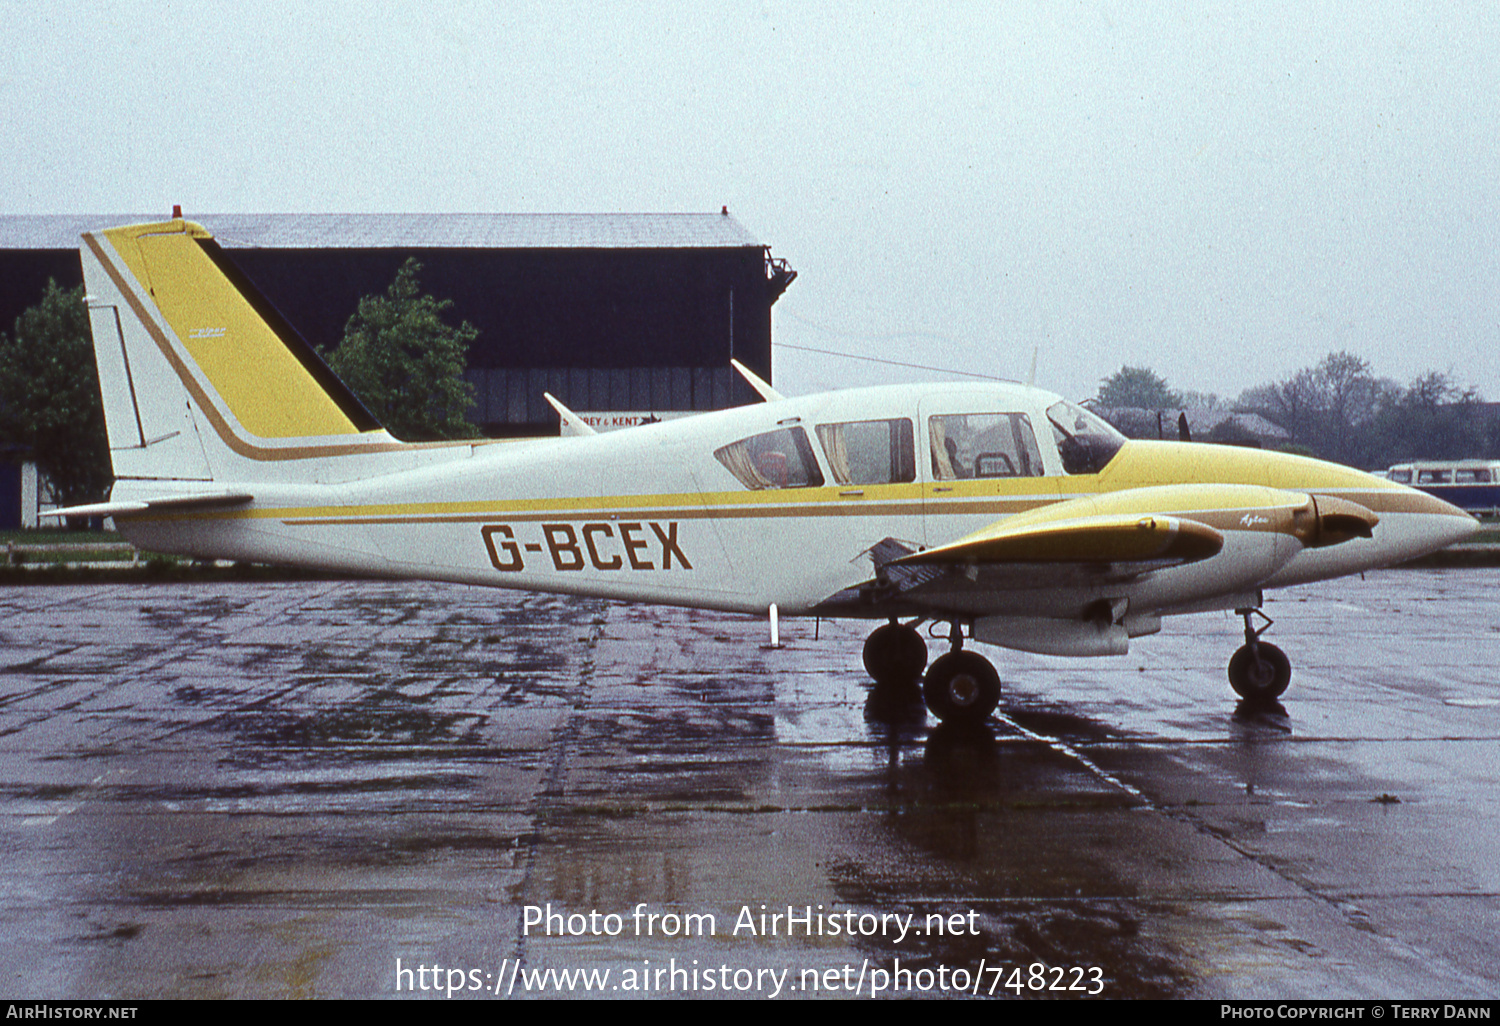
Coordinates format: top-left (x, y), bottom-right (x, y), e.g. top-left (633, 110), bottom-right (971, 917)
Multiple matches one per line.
top-left (0, 570), bottom-right (1496, 998)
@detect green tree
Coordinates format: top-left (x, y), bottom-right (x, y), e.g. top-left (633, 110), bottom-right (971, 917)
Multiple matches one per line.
top-left (1096, 366), bottom-right (1183, 409)
top-left (0, 280), bottom-right (112, 508)
top-left (323, 259), bottom-right (478, 441)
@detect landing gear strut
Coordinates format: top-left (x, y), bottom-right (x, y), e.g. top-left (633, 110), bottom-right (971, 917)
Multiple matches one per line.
top-left (1227, 608), bottom-right (1291, 702)
top-left (920, 621), bottom-right (1000, 727)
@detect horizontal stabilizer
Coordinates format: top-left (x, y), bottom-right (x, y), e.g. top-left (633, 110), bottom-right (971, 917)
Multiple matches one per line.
top-left (43, 490), bottom-right (254, 520)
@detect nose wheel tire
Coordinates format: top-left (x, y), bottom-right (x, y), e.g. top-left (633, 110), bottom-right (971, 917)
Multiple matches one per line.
top-left (863, 622), bottom-right (929, 687)
top-left (1227, 642), bottom-right (1291, 702)
top-left (922, 651), bottom-right (1001, 726)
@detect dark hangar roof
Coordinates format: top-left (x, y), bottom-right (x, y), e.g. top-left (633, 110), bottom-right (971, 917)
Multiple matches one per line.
top-left (0, 212), bottom-right (765, 250)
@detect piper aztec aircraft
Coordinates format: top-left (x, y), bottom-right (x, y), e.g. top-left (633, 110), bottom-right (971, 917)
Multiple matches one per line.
top-left (56, 218), bottom-right (1478, 726)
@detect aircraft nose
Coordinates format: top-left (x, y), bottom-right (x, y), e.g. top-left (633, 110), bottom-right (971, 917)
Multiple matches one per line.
top-left (1402, 489), bottom-right (1480, 551)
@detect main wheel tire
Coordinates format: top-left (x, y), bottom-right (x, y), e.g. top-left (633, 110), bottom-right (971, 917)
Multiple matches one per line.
top-left (863, 623), bottom-right (929, 687)
top-left (1227, 642), bottom-right (1292, 701)
top-left (922, 651), bottom-right (1001, 726)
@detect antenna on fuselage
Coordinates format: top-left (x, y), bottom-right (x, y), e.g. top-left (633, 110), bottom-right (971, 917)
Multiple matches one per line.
top-left (544, 393), bottom-right (598, 437)
top-left (731, 359), bottom-right (784, 402)
top-left (1025, 346), bottom-right (1039, 387)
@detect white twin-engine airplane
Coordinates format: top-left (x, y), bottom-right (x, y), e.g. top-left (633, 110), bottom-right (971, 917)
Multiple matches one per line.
top-left (57, 218), bottom-right (1478, 726)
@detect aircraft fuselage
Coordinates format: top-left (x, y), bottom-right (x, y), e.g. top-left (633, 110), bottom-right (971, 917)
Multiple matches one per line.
top-left (113, 383), bottom-right (1475, 631)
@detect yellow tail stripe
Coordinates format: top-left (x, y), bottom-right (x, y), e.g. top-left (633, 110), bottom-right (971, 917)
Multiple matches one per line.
top-left (103, 221), bottom-right (360, 439)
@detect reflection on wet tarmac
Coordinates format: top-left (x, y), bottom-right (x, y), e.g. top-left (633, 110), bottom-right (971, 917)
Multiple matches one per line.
top-left (1, 571), bottom-right (1497, 997)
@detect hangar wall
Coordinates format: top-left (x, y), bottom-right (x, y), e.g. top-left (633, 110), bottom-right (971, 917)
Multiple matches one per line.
top-left (0, 213), bottom-right (794, 436)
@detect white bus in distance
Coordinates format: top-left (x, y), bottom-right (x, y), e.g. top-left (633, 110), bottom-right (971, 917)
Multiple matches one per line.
top-left (1383, 461), bottom-right (1500, 513)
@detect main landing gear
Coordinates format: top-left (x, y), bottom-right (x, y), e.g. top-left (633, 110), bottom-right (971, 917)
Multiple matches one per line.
top-left (862, 618), bottom-right (1000, 727)
top-left (863, 607), bottom-right (1294, 720)
top-left (862, 620), bottom-right (929, 687)
top-left (1227, 608), bottom-right (1291, 703)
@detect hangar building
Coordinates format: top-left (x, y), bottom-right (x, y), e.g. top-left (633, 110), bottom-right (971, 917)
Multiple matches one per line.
top-left (0, 212), bottom-right (795, 436)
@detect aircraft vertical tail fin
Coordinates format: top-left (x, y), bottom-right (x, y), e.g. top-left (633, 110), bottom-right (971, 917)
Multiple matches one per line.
top-left (81, 218), bottom-right (395, 485)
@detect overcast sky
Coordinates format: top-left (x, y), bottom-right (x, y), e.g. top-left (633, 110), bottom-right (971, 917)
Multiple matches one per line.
top-left (5, 1), bottom-right (1498, 404)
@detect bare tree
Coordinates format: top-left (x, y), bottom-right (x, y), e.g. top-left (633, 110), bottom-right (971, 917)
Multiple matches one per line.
top-left (1239, 367), bottom-right (1321, 447)
top-left (1240, 352), bottom-right (1491, 467)
top-left (1311, 351), bottom-right (1379, 463)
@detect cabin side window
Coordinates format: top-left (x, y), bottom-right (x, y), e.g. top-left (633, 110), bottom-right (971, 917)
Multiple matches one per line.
top-left (1417, 469), bottom-right (1453, 484)
top-left (1455, 468), bottom-right (1492, 483)
top-left (714, 426), bottom-right (825, 490)
top-left (928, 413), bottom-right (1044, 480)
top-left (815, 419), bottom-right (915, 485)
top-left (1389, 469), bottom-right (1413, 483)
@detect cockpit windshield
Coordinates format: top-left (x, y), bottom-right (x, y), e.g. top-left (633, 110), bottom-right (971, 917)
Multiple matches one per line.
top-left (1046, 400), bottom-right (1126, 475)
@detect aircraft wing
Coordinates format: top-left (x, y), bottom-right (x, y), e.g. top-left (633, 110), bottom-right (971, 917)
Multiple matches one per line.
top-left (814, 484), bottom-right (1337, 613)
top-left (895, 509), bottom-right (1224, 568)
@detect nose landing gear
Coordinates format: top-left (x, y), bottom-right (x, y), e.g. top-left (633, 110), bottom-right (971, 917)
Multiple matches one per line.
top-left (1228, 608), bottom-right (1291, 702)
